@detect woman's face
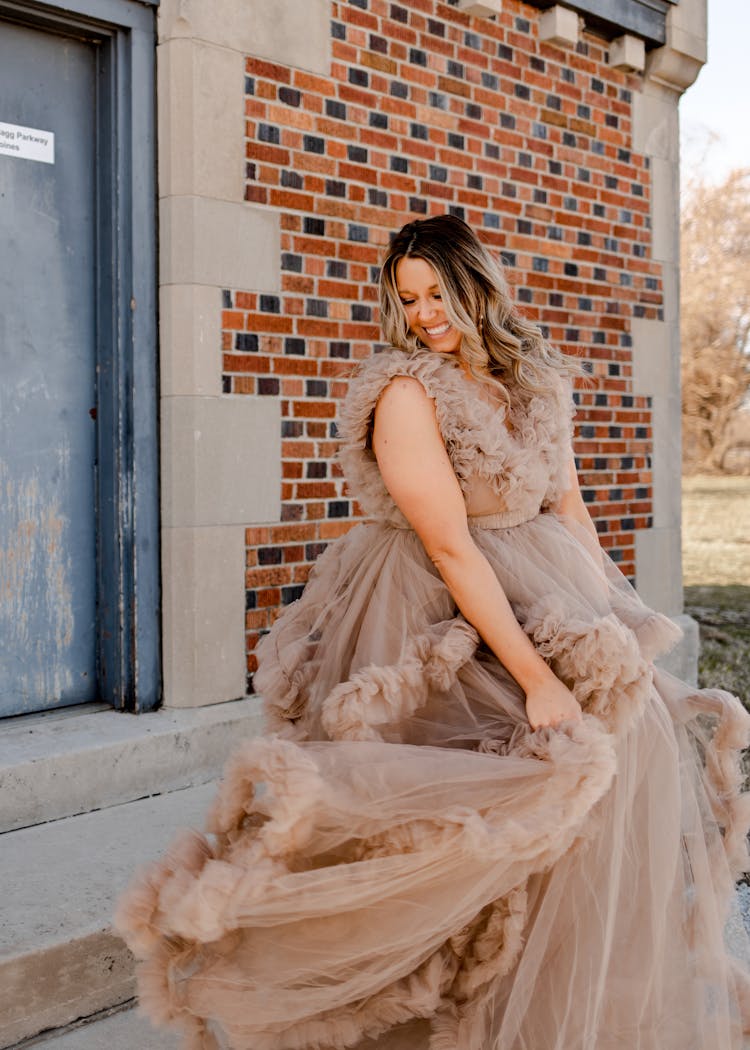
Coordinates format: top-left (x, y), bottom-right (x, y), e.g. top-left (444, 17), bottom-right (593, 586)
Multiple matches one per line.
top-left (395, 257), bottom-right (462, 355)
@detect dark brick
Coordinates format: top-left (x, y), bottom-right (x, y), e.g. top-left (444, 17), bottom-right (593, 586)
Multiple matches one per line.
top-left (326, 179), bottom-right (347, 197)
top-left (259, 546), bottom-right (283, 565)
top-left (326, 99), bottom-right (347, 120)
top-left (281, 169), bottom-right (304, 188)
top-left (279, 87), bottom-right (301, 107)
top-left (236, 333), bottom-right (259, 352)
top-left (258, 377), bottom-right (280, 396)
top-left (282, 252), bottom-right (303, 272)
top-left (258, 123), bottom-right (280, 144)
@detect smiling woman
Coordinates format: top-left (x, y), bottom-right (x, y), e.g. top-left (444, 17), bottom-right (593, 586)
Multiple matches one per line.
top-left (116, 215), bottom-right (750, 1050)
top-left (395, 258), bottom-right (461, 354)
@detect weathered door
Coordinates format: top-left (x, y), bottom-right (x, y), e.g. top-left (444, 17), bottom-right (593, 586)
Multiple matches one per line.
top-left (0, 20), bottom-right (98, 714)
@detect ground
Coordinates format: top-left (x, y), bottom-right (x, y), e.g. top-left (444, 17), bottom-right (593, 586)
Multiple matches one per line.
top-left (682, 474), bottom-right (750, 709)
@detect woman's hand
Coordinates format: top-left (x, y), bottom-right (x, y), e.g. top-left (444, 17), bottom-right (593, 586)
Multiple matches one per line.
top-left (524, 675), bottom-right (583, 730)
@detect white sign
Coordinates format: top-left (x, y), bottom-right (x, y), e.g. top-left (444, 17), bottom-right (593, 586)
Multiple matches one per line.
top-left (0, 121), bottom-right (55, 164)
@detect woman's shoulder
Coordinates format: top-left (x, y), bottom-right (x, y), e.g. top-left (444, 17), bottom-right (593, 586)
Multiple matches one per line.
top-left (338, 347), bottom-right (456, 445)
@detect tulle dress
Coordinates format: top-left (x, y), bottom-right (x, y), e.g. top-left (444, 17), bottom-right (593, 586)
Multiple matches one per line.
top-left (115, 346), bottom-right (750, 1050)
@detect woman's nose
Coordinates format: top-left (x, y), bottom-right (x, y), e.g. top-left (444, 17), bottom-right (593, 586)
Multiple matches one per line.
top-left (416, 299), bottom-right (437, 321)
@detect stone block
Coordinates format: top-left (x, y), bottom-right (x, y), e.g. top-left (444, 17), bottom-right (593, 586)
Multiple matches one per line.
top-left (160, 284), bottom-right (222, 397)
top-left (609, 34), bottom-right (645, 73)
top-left (634, 526), bottom-right (684, 616)
top-left (630, 317), bottom-right (672, 398)
top-left (646, 0), bottom-right (707, 92)
top-left (632, 82), bottom-right (679, 161)
top-left (650, 155), bottom-right (679, 265)
top-left (157, 0), bottom-right (330, 76)
top-left (456, 0), bottom-right (502, 16)
top-left (160, 195), bottom-right (281, 291)
top-left (539, 5), bottom-right (579, 48)
top-left (161, 395), bottom-right (281, 528)
top-left (162, 525), bottom-right (247, 706)
top-left (158, 38), bottom-right (244, 202)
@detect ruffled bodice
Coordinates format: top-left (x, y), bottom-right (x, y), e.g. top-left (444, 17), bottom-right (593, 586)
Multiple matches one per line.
top-left (337, 347), bottom-right (575, 529)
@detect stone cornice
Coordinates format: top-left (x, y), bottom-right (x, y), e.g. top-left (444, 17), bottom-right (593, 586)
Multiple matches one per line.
top-left (524, 0), bottom-right (677, 49)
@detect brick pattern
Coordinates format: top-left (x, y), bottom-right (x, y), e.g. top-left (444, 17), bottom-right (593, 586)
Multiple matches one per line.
top-left (222, 0), bottom-right (661, 688)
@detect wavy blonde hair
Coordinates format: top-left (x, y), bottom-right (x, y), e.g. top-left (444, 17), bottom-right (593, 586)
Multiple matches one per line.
top-left (379, 215), bottom-right (583, 402)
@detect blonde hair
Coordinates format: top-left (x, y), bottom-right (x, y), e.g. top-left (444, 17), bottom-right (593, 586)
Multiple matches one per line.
top-left (379, 215), bottom-right (582, 401)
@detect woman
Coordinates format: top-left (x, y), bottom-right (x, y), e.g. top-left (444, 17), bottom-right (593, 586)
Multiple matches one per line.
top-left (116, 215), bottom-right (750, 1050)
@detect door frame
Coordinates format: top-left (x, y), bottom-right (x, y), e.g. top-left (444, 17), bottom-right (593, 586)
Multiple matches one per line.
top-left (0, 0), bottom-right (160, 711)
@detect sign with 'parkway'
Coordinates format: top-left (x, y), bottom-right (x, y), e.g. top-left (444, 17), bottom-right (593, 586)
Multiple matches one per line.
top-left (0, 121), bottom-right (55, 164)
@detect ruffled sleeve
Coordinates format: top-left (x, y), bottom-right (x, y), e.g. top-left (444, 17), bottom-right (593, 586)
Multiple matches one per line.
top-left (337, 347), bottom-right (467, 526)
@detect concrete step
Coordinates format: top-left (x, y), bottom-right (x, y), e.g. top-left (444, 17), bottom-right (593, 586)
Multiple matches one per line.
top-left (0, 781), bottom-right (216, 1048)
top-left (14, 1004), bottom-right (179, 1049)
top-left (0, 697), bottom-right (263, 833)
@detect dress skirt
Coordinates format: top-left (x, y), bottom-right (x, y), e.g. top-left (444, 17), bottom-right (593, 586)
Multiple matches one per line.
top-left (115, 510), bottom-right (750, 1050)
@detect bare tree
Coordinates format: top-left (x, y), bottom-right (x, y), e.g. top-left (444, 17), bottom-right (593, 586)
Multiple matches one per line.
top-left (680, 169), bottom-right (750, 473)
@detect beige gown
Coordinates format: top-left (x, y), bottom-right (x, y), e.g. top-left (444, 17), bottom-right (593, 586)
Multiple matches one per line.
top-left (115, 347), bottom-right (750, 1050)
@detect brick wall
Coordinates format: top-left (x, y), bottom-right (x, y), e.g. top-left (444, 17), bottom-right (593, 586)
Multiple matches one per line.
top-left (222, 0), bottom-right (661, 689)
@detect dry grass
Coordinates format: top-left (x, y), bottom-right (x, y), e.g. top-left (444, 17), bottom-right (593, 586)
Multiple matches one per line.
top-left (682, 475), bottom-right (750, 707)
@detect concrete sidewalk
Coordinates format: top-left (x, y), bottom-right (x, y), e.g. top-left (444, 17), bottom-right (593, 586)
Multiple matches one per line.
top-left (20, 1005), bottom-right (179, 1049)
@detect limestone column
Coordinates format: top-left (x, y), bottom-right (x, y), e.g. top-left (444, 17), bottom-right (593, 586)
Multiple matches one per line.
top-left (157, 0), bottom-right (329, 706)
top-left (631, 0), bottom-right (707, 681)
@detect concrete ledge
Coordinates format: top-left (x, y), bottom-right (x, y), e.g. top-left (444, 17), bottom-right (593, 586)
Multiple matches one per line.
top-left (0, 698), bottom-right (263, 833)
top-left (0, 783), bottom-right (215, 1047)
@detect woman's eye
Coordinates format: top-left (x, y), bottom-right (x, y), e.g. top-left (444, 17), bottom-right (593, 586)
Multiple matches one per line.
top-left (400, 299), bottom-right (415, 306)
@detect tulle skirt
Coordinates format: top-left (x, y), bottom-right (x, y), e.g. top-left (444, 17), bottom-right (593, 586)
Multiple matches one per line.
top-left (115, 512), bottom-right (750, 1049)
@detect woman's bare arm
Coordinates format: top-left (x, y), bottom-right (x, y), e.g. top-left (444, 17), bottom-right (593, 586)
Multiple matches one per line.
top-left (551, 453), bottom-right (608, 576)
top-left (372, 376), bottom-right (581, 729)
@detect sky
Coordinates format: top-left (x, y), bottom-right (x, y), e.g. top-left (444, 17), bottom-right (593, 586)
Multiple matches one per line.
top-left (679, 0), bottom-right (750, 184)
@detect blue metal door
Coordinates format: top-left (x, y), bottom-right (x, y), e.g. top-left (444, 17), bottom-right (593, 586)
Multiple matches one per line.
top-left (0, 20), bottom-right (98, 714)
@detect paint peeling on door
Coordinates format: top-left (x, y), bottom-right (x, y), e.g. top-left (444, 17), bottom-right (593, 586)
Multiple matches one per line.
top-left (0, 451), bottom-right (74, 704)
